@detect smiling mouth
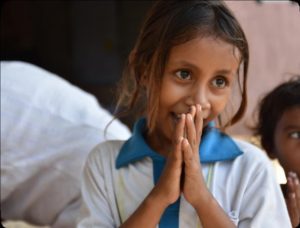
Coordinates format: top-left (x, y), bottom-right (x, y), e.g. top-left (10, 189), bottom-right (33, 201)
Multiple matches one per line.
top-left (171, 111), bottom-right (209, 126)
top-left (171, 112), bottom-right (186, 126)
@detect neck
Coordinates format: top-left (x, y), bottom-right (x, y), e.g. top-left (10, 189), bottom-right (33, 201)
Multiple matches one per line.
top-left (145, 130), bottom-right (172, 158)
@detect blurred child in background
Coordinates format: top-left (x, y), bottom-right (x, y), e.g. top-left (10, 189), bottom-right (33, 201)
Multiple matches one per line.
top-left (255, 76), bottom-right (300, 227)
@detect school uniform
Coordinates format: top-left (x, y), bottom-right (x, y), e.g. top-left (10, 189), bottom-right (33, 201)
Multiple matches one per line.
top-left (78, 118), bottom-right (292, 228)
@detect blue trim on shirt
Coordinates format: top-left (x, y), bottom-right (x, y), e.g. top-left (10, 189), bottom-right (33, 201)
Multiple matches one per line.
top-left (116, 118), bottom-right (243, 168)
top-left (116, 118), bottom-right (243, 228)
top-left (152, 157), bottom-right (180, 228)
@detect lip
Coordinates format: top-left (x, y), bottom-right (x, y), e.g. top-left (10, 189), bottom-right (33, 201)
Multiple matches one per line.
top-left (171, 112), bottom-right (181, 125)
top-left (171, 111), bottom-right (210, 127)
top-left (172, 112), bottom-right (182, 119)
top-left (170, 111), bottom-right (192, 126)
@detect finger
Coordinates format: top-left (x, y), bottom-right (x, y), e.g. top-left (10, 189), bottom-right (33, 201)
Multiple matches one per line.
top-left (195, 104), bottom-right (203, 142)
top-left (190, 105), bottom-right (196, 120)
top-left (287, 175), bottom-right (300, 226)
top-left (287, 174), bottom-right (295, 195)
top-left (174, 114), bottom-right (186, 144)
top-left (170, 114), bottom-right (185, 165)
top-left (182, 138), bottom-right (194, 168)
top-left (171, 137), bottom-right (183, 166)
top-left (186, 113), bottom-right (197, 152)
top-left (286, 191), bottom-right (300, 227)
top-left (291, 173), bottom-right (300, 213)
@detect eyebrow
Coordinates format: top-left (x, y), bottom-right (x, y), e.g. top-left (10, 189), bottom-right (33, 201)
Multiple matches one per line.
top-left (283, 124), bottom-right (300, 131)
top-left (171, 60), bottom-right (234, 76)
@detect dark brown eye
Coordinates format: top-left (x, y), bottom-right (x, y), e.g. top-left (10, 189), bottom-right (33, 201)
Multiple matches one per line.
top-left (175, 70), bottom-right (191, 80)
top-left (212, 77), bottom-right (227, 88)
top-left (289, 131), bottom-right (300, 139)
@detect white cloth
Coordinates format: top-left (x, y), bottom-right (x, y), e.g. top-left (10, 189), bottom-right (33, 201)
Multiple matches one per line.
top-left (78, 139), bottom-right (292, 228)
top-left (0, 61), bottom-right (131, 227)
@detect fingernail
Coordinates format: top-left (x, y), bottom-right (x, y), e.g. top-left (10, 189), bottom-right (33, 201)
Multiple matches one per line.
top-left (288, 171), bottom-right (295, 178)
top-left (291, 172), bottom-right (297, 178)
top-left (290, 192), bottom-right (296, 199)
top-left (197, 104), bottom-right (201, 111)
top-left (177, 136), bottom-right (183, 144)
top-left (295, 178), bottom-right (299, 185)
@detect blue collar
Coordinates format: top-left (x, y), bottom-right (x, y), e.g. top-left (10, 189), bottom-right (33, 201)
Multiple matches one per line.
top-left (116, 118), bottom-right (242, 168)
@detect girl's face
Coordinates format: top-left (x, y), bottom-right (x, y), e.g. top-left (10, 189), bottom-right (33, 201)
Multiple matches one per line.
top-left (274, 106), bottom-right (300, 177)
top-left (147, 36), bottom-right (240, 154)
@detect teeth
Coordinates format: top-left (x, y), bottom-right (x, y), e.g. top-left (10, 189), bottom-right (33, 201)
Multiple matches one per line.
top-left (173, 112), bottom-right (191, 119)
top-left (172, 112), bottom-right (183, 120)
top-left (173, 112), bottom-right (209, 122)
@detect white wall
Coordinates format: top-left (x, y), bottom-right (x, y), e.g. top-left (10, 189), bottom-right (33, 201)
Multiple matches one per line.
top-left (226, 1), bottom-right (300, 135)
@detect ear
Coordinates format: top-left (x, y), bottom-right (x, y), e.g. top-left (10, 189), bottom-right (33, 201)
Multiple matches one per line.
top-left (128, 48), bottom-right (137, 64)
top-left (265, 146), bottom-right (277, 159)
top-left (262, 142), bottom-right (277, 159)
top-left (129, 48), bottom-right (149, 87)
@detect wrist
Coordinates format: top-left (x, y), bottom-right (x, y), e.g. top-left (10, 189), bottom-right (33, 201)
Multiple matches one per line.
top-left (148, 188), bottom-right (171, 210)
top-left (192, 187), bottom-right (213, 211)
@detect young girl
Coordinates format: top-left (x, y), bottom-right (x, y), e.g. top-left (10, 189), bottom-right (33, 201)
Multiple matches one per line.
top-left (78, 1), bottom-right (291, 227)
top-left (254, 76), bottom-right (300, 227)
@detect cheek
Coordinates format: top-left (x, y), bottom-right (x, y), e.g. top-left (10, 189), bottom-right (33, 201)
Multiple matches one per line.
top-left (210, 93), bottom-right (230, 114)
top-left (159, 81), bottom-right (186, 108)
top-left (286, 145), bottom-right (300, 172)
top-left (275, 140), bottom-right (300, 173)
top-left (279, 156), bottom-right (300, 174)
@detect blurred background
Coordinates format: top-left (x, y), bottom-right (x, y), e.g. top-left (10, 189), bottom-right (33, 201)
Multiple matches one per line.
top-left (1, 0), bottom-right (300, 134)
top-left (1, 0), bottom-right (153, 129)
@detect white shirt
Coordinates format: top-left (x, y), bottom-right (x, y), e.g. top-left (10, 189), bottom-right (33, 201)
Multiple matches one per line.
top-left (1, 61), bottom-right (131, 227)
top-left (78, 138), bottom-right (291, 227)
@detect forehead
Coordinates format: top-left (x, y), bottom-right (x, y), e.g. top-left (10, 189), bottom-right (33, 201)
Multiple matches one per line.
top-left (277, 106), bottom-right (300, 130)
top-left (167, 36), bottom-right (240, 72)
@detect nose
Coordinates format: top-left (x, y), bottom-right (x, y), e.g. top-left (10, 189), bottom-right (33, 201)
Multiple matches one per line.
top-left (188, 86), bottom-right (211, 118)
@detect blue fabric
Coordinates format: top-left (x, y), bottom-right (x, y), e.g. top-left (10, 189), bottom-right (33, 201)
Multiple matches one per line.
top-left (116, 118), bottom-right (243, 168)
top-left (152, 157), bottom-right (179, 228)
top-left (116, 118), bottom-right (243, 228)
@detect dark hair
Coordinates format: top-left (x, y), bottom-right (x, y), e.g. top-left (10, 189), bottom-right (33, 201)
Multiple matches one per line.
top-left (254, 76), bottom-right (300, 154)
top-left (115, 0), bottom-right (249, 132)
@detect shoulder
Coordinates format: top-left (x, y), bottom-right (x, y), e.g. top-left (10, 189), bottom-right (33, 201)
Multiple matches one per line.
top-left (218, 140), bottom-right (291, 226)
top-left (233, 138), bottom-right (269, 163)
top-left (230, 138), bottom-right (274, 176)
top-left (85, 140), bottom-right (126, 168)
